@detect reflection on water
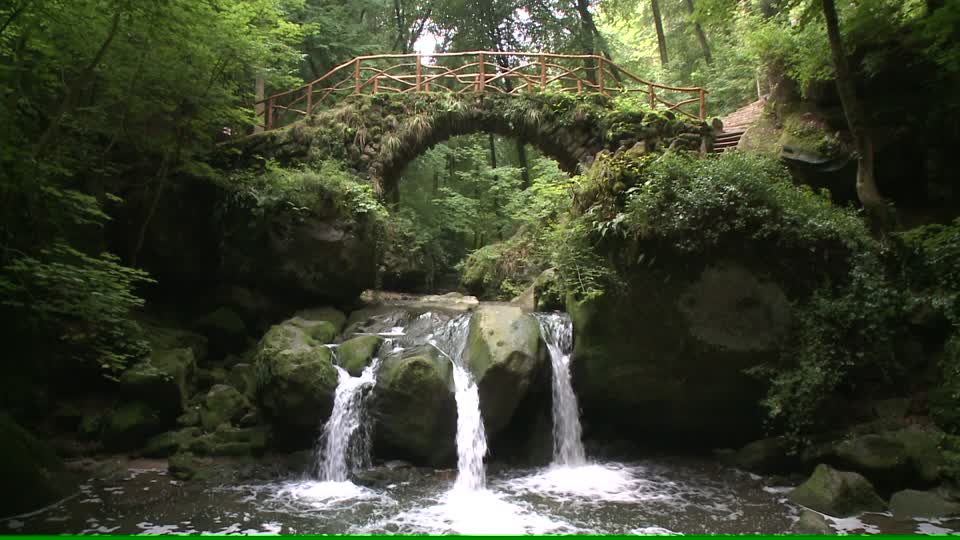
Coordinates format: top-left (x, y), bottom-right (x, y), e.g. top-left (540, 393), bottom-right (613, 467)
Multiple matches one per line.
top-left (5, 458), bottom-right (959, 535)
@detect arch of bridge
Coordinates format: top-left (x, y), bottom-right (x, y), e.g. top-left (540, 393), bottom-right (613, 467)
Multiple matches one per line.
top-left (230, 92), bottom-right (711, 198)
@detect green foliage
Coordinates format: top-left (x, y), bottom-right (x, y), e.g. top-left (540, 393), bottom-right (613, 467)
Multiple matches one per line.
top-left (0, 243), bottom-right (153, 374)
top-left (223, 159), bottom-right (386, 226)
top-left (894, 219), bottom-right (960, 433)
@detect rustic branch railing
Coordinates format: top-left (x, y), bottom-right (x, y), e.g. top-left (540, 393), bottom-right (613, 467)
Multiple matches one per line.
top-left (255, 51), bottom-right (707, 131)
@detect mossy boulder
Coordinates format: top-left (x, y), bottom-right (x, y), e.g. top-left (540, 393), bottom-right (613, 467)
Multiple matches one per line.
top-left (142, 322), bottom-right (209, 364)
top-left (793, 509), bottom-right (836, 535)
top-left (570, 260), bottom-right (785, 446)
top-left (254, 319), bottom-right (338, 437)
top-left (0, 414), bottom-right (76, 516)
top-left (188, 424), bottom-right (269, 456)
top-left (119, 347), bottom-right (196, 417)
top-left (199, 384), bottom-right (252, 431)
top-left (227, 363), bottom-right (258, 399)
top-left (371, 348), bottom-right (456, 465)
top-left (889, 489), bottom-right (960, 520)
top-left (103, 401), bottom-right (165, 450)
top-left (789, 464), bottom-right (886, 517)
top-left (143, 427), bottom-right (202, 458)
top-left (194, 307), bottom-right (248, 355)
top-left (337, 335), bottom-right (384, 376)
top-left (296, 306), bottom-right (347, 333)
top-left (465, 305), bottom-right (543, 438)
top-left (827, 428), bottom-right (945, 490)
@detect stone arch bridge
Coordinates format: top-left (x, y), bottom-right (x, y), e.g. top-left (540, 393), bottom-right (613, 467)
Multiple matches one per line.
top-left (229, 52), bottom-right (713, 200)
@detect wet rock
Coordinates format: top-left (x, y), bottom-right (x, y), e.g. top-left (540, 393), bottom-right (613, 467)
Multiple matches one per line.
top-left (794, 509), bottom-right (835, 535)
top-left (465, 305), bottom-right (544, 438)
top-left (168, 452), bottom-right (213, 480)
top-left (254, 318), bottom-right (338, 436)
top-left (294, 306), bottom-right (347, 335)
top-left (200, 384), bottom-right (252, 431)
top-left (371, 348), bottom-right (456, 465)
top-left (337, 335), bottom-right (384, 376)
top-left (723, 436), bottom-right (797, 474)
top-left (789, 464), bottom-right (886, 517)
top-left (119, 347), bottom-right (196, 417)
top-left (889, 489), bottom-right (960, 520)
top-left (0, 414), bottom-right (76, 515)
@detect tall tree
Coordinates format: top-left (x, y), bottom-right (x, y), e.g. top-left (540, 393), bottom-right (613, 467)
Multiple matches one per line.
top-left (683, 0), bottom-right (713, 65)
top-left (820, 0), bottom-right (887, 233)
top-left (650, 0), bottom-right (669, 66)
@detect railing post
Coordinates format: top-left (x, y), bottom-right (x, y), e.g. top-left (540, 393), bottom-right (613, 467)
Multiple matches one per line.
top-left (415, 54), bottom-right (422, 92)
top-left (477, 52), bottom-right (485, 93)
top-left (373, 76), bottom-right (379, 93)
top-left (540, 54), bottom-right (546, 90)
top-left (699, 88), bottom-right (706, 120)
top-left (265, 97), bottom-right (274, 131)
top-left (354, 58), bottom-right (361, 95)
top-left (649, 86), bottom-right (656, 110)
top-left (577, 79), bottom-right (582, 94)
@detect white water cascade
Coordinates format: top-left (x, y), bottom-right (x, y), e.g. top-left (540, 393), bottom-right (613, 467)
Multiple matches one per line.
top-left (315, 351), bottom-right (383, 482)
top-left (535, 313), bottom-right (586, 466)
top-left (428, 314), bottom-right (487, 491)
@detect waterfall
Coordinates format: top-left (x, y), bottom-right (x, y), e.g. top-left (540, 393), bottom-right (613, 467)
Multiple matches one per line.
top-left (429, 314), bottom-right (487, 491)
top-left (315, 354), bottom-right (382, 482)
top-left (535, 313), bottom-right (586, 467)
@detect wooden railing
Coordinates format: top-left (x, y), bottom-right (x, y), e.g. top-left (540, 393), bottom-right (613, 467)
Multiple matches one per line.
top-left (254, 51), bottom-right (707, 131)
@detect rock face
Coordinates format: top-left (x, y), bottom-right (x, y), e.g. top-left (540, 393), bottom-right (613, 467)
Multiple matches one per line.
top-left (220, 202), bottom-right (378, 305)
top-left (0, 414), bottom-right (75, 515)
top-left (371, 348), bottom-right (457, 465)
top-left (571, 260), bottom-right (787, 446)
top-left (465, 305), bottom-right (544, 438)
top-left (254, 316), bottom-right (339, 440)
top-left (119, 347), bottom-right (196, 418)
top-left (337, 335), bottom-right (384, 376)
top-left (103, 401), bottom-right (165, 450)
top-left (789, 464), bottom-right (887, 517)
top-left (193, 307), bottom-right (248, 355)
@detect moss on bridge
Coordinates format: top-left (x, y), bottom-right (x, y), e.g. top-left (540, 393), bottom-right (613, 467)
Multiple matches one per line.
top-left (224, 92), bottom-right (711, 198)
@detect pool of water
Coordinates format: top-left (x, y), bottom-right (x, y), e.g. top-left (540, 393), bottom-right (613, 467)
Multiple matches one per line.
top-left (5, 457), bottom-right (957, 535)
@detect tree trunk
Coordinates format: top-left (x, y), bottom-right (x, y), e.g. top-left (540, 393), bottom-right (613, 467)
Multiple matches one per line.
top-left (254, 76), bottom-right (265, 133)
top-left (683, 0), bottom-right (713, 65)
top-left (575, 0), bottom-right (598, 83)
top-left (516, 141), bottom-right (530, 190)
top-left (821, 0), bottom-right (888, 235)
top-left (651, 0), bottom-right (669, 67)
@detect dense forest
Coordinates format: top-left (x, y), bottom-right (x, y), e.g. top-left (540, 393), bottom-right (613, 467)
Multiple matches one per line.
top-left (2, 0), bottom-right (960, 534)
